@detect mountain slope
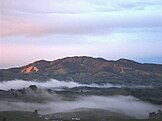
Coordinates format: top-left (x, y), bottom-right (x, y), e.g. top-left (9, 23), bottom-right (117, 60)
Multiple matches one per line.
top-left (0, 56), bottom-right (162, 85)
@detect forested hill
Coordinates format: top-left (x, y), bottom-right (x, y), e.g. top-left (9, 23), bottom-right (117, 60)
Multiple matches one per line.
top-left (0, 56), bottom-right (162, 85)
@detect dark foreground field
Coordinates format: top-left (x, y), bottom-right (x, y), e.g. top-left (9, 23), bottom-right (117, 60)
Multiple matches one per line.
top-left (0, 110), bottom-right (162, 121)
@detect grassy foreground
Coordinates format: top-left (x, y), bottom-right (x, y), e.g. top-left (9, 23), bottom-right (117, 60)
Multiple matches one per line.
top-left (0, 110), bottom-right (162, 121)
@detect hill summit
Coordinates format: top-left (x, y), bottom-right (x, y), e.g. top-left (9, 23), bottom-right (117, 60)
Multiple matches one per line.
top-left (0, 56), bottom-right (162, 85)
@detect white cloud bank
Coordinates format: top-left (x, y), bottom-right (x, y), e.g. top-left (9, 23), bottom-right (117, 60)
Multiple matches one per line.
top-left (0, 79), bottom-right (121, 91)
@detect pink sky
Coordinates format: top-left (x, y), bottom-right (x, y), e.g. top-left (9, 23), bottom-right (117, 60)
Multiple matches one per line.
top-left (0, 0), bottom-right (162, 68)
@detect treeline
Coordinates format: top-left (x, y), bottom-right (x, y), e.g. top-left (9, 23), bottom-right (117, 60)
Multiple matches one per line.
top-left (149, 110), bottom-right (162, 119)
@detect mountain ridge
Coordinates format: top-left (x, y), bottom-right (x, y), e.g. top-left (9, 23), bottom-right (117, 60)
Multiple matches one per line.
top-left (0, 56), bottom-right (162, 85)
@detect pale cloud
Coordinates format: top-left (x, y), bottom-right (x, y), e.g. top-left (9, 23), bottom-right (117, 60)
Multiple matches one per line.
top-left (1, 0), bottom-right (162, 14)
top-left (0, 0), bottom-right (162, 37)
top-left (0, 17), bottom-right (42, 37)
top-left (1, 37), bottom-right (161, 68)
top-left (1, 10), bottom-right (162, 37)
top-left (0, 42), bottom-right (98, 68)
top-left (0, 0), bottom-right (162, 67)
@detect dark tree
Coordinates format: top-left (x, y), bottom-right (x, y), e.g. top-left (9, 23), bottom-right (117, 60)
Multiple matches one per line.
top-left (2, 117), bottom-right (6, 121)
top-left (34, 110), bottom-right (38, 115)
top-left (29, 85), bottom-right (38, 91)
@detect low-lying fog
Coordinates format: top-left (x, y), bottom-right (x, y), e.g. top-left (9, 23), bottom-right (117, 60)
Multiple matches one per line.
top-left (0, 79), bottom-right (151, 91)
top-left (0, 79), bottom-right (161, 119)
top-left (0, 79), bottom-right (121, 90)
top-left (0, 95), bottom-right (161, 118)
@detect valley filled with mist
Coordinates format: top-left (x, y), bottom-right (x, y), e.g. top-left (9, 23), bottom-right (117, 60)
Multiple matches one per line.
top-left (0, 79), bottom-right (162, 121)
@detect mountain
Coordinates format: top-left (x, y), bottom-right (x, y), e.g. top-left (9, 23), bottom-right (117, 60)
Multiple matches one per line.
top-left (0, 56), bottom-right (162, 85)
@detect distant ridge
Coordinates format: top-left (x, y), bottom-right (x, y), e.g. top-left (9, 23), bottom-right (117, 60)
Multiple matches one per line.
top-left (0, 56), bottom-right (162, 85)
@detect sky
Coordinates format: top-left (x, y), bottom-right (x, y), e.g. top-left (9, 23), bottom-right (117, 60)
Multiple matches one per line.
top-left (0, 0), bottom-right (162, 68)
